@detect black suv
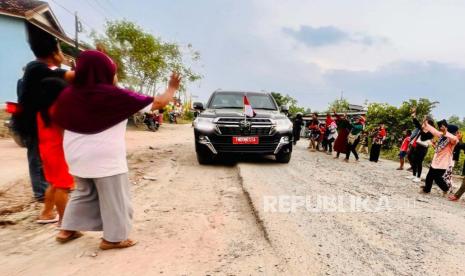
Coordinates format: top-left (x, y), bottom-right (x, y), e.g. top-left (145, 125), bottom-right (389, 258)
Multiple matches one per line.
top-left (193, 91), bottom-right (293, 164)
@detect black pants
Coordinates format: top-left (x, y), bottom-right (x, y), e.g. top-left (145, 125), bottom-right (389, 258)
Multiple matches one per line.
top-left (327, 139), bottom-right (334, 153)
top-left (423, 168), bottom-right (449, 193)
top-left (412, 146), bottom-right (428, 178)
top-left (407, 146), bottom-right (414, 167)
top-left (369, 144), bottom-right (382, 162)
top-left (346, 138), bottom-right (360, 160)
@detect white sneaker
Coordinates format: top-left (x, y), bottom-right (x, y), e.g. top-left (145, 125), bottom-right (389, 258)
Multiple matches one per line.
top-left (405, 175), bottom-right (415, 180)
top-left (413, 177), bottom-right (421, 183)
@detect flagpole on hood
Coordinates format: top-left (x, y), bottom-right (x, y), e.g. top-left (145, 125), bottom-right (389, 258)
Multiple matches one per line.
top-left (243, 95), bottom-right (247, 123)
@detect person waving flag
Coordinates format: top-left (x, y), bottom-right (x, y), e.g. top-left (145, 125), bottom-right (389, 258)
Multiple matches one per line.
top-left (243, 95), bottom-right (256, 118)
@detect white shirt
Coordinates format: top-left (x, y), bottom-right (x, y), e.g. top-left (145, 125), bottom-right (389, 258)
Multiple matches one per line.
top-left (63, 104), bottom-right (152, 178)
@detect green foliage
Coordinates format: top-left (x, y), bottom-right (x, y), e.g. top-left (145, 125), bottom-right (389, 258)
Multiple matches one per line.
top-left (448, 115), bottom-right (465, 129)
top-left (183, 111), bottom-right (195, 121)
top-left (327, 99), bottom-right (350, 113)
top-left (92, 20), bottom-right (201, 96)
top-left (270, 92), bottom-right (305, 115)
top-left (366, 98), bottom-right (437, 146)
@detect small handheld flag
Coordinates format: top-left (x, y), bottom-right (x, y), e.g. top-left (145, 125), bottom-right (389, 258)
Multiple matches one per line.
top-left (243, 96), bottom-right (256, 118)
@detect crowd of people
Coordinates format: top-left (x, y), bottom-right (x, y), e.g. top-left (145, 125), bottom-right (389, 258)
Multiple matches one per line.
top-left (294, 108), bottom-right (465, 200)
top-left (9, 23), bottom-right (181, 250)
top-left (297, 111), bottom-right (387, 163)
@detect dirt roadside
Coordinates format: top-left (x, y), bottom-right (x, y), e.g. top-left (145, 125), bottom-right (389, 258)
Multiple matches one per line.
top-left (0, 124), bottom-right (285, 275)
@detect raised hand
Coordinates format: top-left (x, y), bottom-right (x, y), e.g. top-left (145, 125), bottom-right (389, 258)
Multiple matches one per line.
top-left (152, 72), bottom-right (182, 110)
top-left (168, 72), bottom-right (182, 92)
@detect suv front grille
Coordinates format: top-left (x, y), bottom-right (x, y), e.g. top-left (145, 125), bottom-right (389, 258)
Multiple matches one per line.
top-left (216, 118), bottom-right (272, 124)
top-left (218, 126), bottom-right (272, 136)
top-left (204, 117), bottom-right (283, 153)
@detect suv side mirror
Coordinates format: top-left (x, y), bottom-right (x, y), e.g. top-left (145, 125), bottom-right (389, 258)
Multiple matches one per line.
top-left (193, 102), bottom-right (204, 111)
top-left (280, 105), bottom-right (289, 113)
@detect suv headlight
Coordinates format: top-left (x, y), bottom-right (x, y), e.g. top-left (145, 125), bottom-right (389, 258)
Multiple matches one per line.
top-left (274, 119), bottom-right (293, 133)
top-left (194, 117), bottom-right (215, 132)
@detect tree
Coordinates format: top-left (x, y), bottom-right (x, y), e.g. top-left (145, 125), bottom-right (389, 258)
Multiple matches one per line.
top-left (92, 20), bottom-right (201, 98)
top-left (448, 115), bottom-right (464, 129)
top-left (366, 98), bottom-right (437, 146)
top-left (327, 99), bottom-right (350, 113)
top-left (270, 92), bottom-right (305, 115)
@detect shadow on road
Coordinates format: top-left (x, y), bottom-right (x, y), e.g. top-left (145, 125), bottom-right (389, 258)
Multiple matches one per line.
top-left (203, 154), bottom-right (282, 166)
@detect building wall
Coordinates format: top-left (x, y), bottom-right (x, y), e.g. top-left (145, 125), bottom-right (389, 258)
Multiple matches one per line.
top-left (0, 15), bottom-right (34, 102)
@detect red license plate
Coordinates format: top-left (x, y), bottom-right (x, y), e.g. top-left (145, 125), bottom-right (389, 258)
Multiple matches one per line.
top-left (232, 136), bottom-right (259, 144)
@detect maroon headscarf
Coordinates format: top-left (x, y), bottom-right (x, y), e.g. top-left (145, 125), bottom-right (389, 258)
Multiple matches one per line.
top-left (53, 50), bottom-right (153, 134)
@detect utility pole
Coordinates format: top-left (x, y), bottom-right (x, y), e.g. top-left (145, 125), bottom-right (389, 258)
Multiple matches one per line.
top-left (74, 12), bottom-right (82, 57)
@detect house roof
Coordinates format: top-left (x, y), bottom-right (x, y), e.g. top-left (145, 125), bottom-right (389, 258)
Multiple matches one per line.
top-left (0, 0), bottom-right (47, 17)
top-left (0, 0), bottom-right (86, 52)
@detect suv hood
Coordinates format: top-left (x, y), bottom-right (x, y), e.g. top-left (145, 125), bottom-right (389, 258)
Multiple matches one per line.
top-left (200, 108), bottom-right (288, 120)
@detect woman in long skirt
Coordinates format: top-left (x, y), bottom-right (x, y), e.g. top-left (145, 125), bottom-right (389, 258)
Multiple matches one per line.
top-left (369, 123), bottom-right (387, 162)
top-left (333, 112), bottom-right (350, 158)
top-left (53, 50), bottom-right (181, 250)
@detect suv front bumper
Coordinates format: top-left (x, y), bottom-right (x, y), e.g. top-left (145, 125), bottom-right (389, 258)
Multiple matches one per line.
top-left (195, 131), bottom-right (292, 155)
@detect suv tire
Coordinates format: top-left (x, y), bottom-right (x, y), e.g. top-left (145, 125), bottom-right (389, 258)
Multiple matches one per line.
top-left (196, 147), bottom-right (215, 165)
top-left (275, 151), bottom-right (292, 163)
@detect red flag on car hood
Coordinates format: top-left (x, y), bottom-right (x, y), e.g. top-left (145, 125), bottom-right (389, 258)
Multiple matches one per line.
top-left (243, 96), bottom-right (256, 117)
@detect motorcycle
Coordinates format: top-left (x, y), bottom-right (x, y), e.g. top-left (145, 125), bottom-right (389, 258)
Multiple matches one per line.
top-left (143, 112), bottom-right (160, 132)
top-left (169, 111), bottom-right (179, 124)
top-left (4, 102), bottom-right (26, 147)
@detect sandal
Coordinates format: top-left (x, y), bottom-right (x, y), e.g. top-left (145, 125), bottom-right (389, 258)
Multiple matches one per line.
top-left (36, 215), bottom-right (59, 224)
top-left (99, 239), bottom-right (137, 250)
top-left (56, 231), bottom-right (83, 243)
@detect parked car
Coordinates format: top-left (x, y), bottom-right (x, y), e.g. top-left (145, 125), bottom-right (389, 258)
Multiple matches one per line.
top-left (193, 91), bottom-right (293, 164)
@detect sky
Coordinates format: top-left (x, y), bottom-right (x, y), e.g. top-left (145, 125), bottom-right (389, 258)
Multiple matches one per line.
top-left (49, 0), bottom-right (465, 118)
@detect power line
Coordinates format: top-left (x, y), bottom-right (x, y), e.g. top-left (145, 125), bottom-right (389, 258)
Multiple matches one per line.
top-left (83, 0), bottom-right (110, 19)
top-left (49, 0), bottom-right (95, 31)
top-left (94, 0), bottom-right (112, 17)
top-left (102, 0), bottom-right (124, 18)
top-left (94, 0), bottom-right (119, 19)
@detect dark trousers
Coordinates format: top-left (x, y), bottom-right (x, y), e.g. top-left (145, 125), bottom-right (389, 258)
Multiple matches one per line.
top-left (407, 146), bottom-right (414, 167)
top-left (346, 138), bottom-right (360, 160)
top-left (412, 146), bottom-right (428, 178)
top-left (322, 139), bottom-right (328, 151)
top-left (369, 144), bottom-right (382, 162)
top-left (327, 140), bottom-right (333, 153)
top-left (326, 138), bottom-right (334, 153)
top-left (423, 168), bottom-right (449, 193)
top-left (26, 137), bottom-right (48, 200)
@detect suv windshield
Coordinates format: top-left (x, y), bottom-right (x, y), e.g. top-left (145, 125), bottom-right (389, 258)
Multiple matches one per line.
top-left (209, 92), bottom-right (277, 110)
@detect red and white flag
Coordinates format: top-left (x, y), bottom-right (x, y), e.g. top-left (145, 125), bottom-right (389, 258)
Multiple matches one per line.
top-left (243, 96), bottom-right (256, 117)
